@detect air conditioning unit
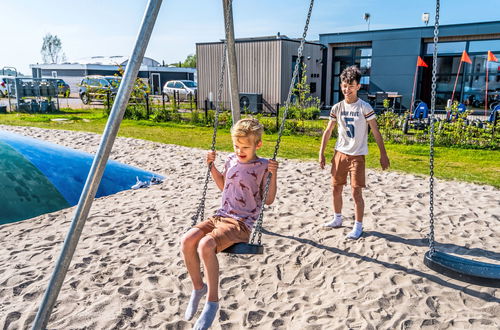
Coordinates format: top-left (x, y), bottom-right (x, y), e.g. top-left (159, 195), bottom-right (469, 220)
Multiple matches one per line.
top-left (239, 93), bottom-right (262, 114)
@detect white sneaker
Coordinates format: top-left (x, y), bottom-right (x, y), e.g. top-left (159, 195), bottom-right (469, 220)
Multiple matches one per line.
top-left (323, 217), bottom-right (343, 228)
top-left (131, 176), bottom-right (149, 190)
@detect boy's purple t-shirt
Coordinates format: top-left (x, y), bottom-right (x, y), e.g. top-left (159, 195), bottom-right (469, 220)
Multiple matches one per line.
top-left (215, 153), bottom-right (269, 230)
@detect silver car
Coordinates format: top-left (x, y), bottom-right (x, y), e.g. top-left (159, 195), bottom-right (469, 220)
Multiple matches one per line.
top-left (162, 80), bottom-right (197, 101)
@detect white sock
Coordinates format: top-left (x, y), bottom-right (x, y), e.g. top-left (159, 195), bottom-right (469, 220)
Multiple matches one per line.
top-left (323, 213), bottom-right (342, 227)
top-left (184, 284), bottom-right (207, 321)
top-left (194, 301), bottom-right (219, 330)
top-left (346, 221), bottom-right (363, 239)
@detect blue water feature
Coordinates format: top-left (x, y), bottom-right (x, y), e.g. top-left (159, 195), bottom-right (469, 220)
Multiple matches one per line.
top-left (0, 130), bottom-right (163, 224)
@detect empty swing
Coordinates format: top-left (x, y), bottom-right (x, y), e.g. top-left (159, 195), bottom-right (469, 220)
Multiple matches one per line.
top-left (422, 0), bottom-right (500, 288)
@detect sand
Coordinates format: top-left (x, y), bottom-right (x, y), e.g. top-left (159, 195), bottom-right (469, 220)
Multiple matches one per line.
top-left (0, 125), bottom-right (499, 329)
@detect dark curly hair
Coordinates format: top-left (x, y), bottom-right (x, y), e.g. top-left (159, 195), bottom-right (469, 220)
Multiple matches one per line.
top-left (340, 65), bottom-right (361, 85)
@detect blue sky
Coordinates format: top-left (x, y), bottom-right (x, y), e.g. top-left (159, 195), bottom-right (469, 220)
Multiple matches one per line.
top-left (1, 0), bottom-right (498, 75)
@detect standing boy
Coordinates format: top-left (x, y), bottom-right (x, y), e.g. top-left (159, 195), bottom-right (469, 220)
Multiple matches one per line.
top-left (319, 65), bottom-right (390, 239)
top-left (180, 118), bottom-right (278, 329)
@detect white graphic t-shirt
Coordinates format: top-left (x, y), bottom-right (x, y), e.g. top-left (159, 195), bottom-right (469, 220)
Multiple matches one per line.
top-left (329, 99), bottom-right (376, 155)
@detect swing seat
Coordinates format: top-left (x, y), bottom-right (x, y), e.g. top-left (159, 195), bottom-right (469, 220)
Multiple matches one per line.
top-left (424, 251), bottom-right (500, 288)
top-left (222, 243), bottom-right (264, 255)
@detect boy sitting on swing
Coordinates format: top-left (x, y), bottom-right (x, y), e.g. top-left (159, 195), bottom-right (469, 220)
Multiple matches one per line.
top-left (180, 118), bottom-right (278, 329)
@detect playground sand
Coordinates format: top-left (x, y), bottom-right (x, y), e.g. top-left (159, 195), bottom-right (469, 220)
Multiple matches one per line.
top-left (0, 125), bottom-right (499, 329)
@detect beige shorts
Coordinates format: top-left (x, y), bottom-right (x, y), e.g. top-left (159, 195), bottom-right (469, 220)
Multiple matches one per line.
top-left (331, 151), bottom-right (366, 188)
top-left (194, 216), bottom-right (251, 253)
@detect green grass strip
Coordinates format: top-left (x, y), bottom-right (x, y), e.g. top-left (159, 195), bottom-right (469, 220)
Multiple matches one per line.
top-left (0, 109), bottom-right (498, 188)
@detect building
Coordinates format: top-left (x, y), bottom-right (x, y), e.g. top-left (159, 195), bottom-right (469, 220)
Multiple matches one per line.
top-left (196, 36), bottom-right (324, 112)
top-left (320, 21), bottom-right (500, 109)
top-left (31, 56), bottom-right (196, 95)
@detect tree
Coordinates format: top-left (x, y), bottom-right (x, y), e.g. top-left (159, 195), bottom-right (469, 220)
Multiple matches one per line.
top-left (41, 33), bottom-right (66, 64)
top-left (182, 54), bottom-right (197, 68)
top-left (169, 54), bottom-right (197, 68)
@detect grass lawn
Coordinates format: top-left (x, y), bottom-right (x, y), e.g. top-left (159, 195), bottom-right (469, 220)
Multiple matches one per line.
top-left (0, 108), bottom-right (498, 188)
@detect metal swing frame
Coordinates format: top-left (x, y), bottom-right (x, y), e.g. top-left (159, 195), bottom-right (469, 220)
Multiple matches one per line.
top-left (190, 0), bottom-right (315, 255)
top-left (424, 0), bottom-right (500, 288)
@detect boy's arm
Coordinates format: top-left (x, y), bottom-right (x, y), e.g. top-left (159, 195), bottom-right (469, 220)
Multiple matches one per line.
top-left (264, 160), bottom-right (278, 205)
top-left (319, 120), bottom-right (336, 169)
top-left (368, 119), bottom-right (390, 170)
top-left (206, 151), bottom-right (225, 190)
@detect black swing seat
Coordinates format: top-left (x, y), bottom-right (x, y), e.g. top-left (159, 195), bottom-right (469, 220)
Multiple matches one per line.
top-left (424, 251), bottom-right (500, 288)
top-left (222, 243), bottom-right (264, 255)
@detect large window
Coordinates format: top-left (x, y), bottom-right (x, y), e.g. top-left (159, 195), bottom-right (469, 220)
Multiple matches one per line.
top-left (331, 46), bottom-right (372, 103)
top-left (422, 39), bottom-right (500, 108)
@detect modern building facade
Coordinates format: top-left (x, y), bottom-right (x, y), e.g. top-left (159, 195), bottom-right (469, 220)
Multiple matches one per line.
top-left (196, 36), bottom-right (324, 112)
top-left (31, 56), bottom-right (195, 95)
top-left (320, 21), bottom-right (500, 109)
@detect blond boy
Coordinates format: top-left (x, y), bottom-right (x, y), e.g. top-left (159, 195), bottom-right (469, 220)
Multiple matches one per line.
top-left (181, 118), bottom-right (278, 329)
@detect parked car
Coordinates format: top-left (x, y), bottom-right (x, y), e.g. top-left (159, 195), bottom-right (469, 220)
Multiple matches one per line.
top-left (78, 76), bottom-right (121, 104)
top-left (56, 79), bottom-right (70, 97)
top-left (162, 80), bottom-right (197, 101)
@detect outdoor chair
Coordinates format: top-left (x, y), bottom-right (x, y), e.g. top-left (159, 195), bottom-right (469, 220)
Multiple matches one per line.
top-left (374, 92), bottom-right (388, 113)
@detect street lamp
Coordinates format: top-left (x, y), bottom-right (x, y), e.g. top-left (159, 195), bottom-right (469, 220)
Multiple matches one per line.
top-left (364, 13), bottom-right (371, 31)
top-left (422, 12), bottom-right (430, 26)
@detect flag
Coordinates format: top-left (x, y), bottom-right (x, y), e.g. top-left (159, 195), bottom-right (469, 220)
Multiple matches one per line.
top-left (487, 51), bottom-right (498, 62)
top-left (417, 56), bottom-right (428, 67)
top-left (460, 50), bottom-right (472, 64)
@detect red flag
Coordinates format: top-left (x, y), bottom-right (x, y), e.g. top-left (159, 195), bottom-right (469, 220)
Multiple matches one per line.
top-left (417, 56), bottom-right (428, 67)
top-left (488, 51), bottom-right (498, 62)
top-left (460, 50), bottom-right (472, 64)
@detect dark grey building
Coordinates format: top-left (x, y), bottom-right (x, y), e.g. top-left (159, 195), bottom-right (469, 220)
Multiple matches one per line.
top-left (31, 56), bottom-right (195, 95)
top-left (196, 36), bottom-right (324, 112)
top-left (320, 21), bottom-right (500, 109)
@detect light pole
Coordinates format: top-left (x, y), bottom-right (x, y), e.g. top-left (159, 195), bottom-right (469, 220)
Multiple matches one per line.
top-left (422, 12), bottom-right (430, 26)
top-left (364, 13), bottom-right (370, 31)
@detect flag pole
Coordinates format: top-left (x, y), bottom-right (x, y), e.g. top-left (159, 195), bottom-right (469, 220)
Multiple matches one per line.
top-left (451, 59), bottom-right (463, 103)
top-left (485, 59), bottom-right (489, 117)
top-left (410, 64), bottom-right (419, 114)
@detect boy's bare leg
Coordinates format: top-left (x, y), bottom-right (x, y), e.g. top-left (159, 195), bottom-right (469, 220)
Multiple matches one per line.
top-left (181, 228), bottom-right (208, 321)
top-left (323, 183), bottom-right (344, 228)
top-left (333, 184), bottom-right (344, 214)
top-left (181, 228), bottom-right (206, 289)
top-left (197, 236), bottom-right (219, 301)
top-left (352, 187), bottom-right (364, 222)
top-left (346, 187), bottom-right (364, 239)
top-left (195, 236), bottom-right (220, 329)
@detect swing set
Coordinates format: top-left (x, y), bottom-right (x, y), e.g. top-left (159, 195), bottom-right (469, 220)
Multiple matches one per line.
top-left (32, 0), bottom-right (498, 328)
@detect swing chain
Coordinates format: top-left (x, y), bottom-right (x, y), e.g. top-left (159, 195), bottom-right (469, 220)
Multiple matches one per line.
top-left (428, 0), bottom-right (440, 256)
top-left (191, 2), bottom-right (231, 227)
top-left (251, 0), bottom-right (315, 245)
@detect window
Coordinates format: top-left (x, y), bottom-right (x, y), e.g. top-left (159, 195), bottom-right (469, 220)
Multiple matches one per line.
top-left (334, 48), bottom-right (351, 57)
top-left (182, 80), bottom-right (197, 88)
top-left (468, 39), bottom-right (500, 53)
top-left (355, 48), bottom-right (372, 57)
top-left (167, 81), bottom-right (175, 88)
top-left (291, 55), bottom-right (304, 85)
top-left (331, 45), bottom-right (372, 104)
top-left (51, 71), bottom-right (57, 78)
top-left (174, 82), bottom-right (184, 89)
top-left (310, 82), bottom-right (316, 93)
top-left (425, 41), bottom-right (466, 54)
